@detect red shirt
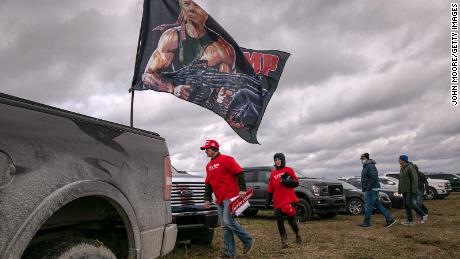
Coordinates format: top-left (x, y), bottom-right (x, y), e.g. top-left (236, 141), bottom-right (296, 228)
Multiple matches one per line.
top-left (205, 154), bottom-right (243, 204)
top-left (267, 166), bottom-right (299, 209)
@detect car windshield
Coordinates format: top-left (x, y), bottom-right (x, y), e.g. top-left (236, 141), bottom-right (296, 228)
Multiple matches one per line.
top-left (294, 169), bottom-right (314, 179)
top-left (340, 181), bottom-right (359, 190)
top-left (171, 165), bottom-right (186, 175)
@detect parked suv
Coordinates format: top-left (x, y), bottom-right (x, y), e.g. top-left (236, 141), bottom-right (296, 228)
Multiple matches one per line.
top-left (242, 166), bottom-right (346, 221)
top-left (171, 167), bottom-right (218, 245)
top-left (384, 172), bottom-right (452, 199)
top-left (339, 181), bottom-right (391, 215)
top-left (338, 176), bottom-right (404, 208)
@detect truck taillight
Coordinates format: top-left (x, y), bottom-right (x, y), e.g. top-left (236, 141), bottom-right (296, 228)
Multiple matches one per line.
top-left (164, 156), bottom-right (172, 201)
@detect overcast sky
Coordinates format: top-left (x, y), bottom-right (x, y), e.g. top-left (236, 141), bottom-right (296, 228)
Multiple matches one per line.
top-left (1, 0), bottom-right (458, 178)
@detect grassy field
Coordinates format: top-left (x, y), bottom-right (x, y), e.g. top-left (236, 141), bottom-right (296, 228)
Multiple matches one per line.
top-left (165, 193), bottom-right (460, 259)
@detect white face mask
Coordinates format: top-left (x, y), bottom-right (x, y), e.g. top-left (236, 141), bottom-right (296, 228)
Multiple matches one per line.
top-left (361, 159), bottom-right (366, 165)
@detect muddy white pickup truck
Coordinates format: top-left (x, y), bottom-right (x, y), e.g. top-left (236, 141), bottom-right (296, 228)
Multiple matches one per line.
top-left (0, 93), bottom-right (177, 258)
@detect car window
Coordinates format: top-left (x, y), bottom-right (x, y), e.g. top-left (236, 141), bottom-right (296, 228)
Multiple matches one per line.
top-left (386, 174), bottom-right (400, 179)
top-left (258, 170), bottom-right (271, 183)
top-left (341, 181), bottom-right (358, 190)
top-left (347, 178), bottom-right (362, 189)
top-left (244, 170), bottom-right (256, 182)
top-left (445, 174), bottom-right (459, 180)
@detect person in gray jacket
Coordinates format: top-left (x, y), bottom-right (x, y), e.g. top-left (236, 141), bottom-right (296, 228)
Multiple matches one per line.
top-left (359, 153), bottom-right (396, 228)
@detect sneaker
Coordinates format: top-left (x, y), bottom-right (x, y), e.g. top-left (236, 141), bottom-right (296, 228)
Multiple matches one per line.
top-left (420, 214), bottom-right (428, 223)
top-left (401, 221), bottom-right (415, 226)
top-left (295, 234), bottom-right (302, 244)
top-left (358, 223), bottom-right (371, 228)
top-left (242, 239), bottom-right (254, 255)
top-left (384, 219), bottom-right (397, 228)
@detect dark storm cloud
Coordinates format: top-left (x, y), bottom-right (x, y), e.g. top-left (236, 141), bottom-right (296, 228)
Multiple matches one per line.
top-left (0, 0), bottom-right (140, 104)
top-left (0, 0), bottom-right (457, 177)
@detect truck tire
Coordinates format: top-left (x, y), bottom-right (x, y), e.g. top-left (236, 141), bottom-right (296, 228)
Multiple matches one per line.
top-left (296, 198), bottom-right (313, 222)
top-left (318, 212), bottom-right (338, 219)
top-left (347, 198), bottom-right (364, 215)
top-left (22, 238), bottom-right (116, 259)
top-left (191, 228), bottom-right (214, 246)
top-left (242, 208), bottom-right (258, 217)
top-left (425, 187), bottom-right (437, 200)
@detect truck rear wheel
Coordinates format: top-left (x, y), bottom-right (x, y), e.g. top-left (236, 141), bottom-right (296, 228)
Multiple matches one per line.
top-left (191, 228), bottom-right (214, 246)
top-left (22, 238), bottom-right (116, 259)
top-left (296, 198), bottom-right (313, 222)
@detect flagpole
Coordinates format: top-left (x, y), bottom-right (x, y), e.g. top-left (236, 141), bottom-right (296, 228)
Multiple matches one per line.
top-left (130, 90), bottom-right (134, 128)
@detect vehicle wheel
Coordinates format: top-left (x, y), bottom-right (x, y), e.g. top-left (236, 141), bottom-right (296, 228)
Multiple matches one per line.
top-left (22, 238), bottom-right (116, 259)
top-left (242, 208), bottom-right (258, 217)
top-left (296, 198), bottom-right (313, 222)
top-left (424, 187), bottom-right (437, 200)
top-left (318, 212), bottom-right (337, 219)
top-left (347, 198), bottom-right (364, 215)
top-left (191, 229), bottom-right (214, 246)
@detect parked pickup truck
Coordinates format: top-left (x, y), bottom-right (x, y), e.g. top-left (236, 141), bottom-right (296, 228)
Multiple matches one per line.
top-left (171, 167), bottom-right (218, 246)
top-left (0, 93), bottom-right (176, 259)
top-left (242, 166), bottom-right (346, 221)
top-left (424, 172), bottom-right (459, 192)
top-left (383, 172), bottom-right (452, 200)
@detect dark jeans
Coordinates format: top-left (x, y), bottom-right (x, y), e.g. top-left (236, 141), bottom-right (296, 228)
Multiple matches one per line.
top-left (363, 190), bottom-right (393, 226)
top-left (275, 208), bottom-right (299, 237)
top-left (416, 191), bottom-right (429, 214)
top-left (403, 193), bottom-right (426, 222)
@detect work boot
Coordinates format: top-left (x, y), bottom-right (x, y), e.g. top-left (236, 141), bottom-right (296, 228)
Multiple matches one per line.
top-left (281, 234), bottom-right (288, 249)
top-left (295, 234), bottom-right (302, 244)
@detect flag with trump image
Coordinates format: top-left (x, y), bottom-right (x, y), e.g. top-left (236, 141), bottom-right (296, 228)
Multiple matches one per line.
top-left (131, 0), bottom-right (289, 144)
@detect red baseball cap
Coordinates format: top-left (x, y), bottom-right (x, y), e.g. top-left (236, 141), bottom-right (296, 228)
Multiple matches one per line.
top-left (200, 140), bottom-right (219, 150)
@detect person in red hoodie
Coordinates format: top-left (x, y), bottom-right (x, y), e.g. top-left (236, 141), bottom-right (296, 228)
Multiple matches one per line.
top-left (265, 153), bottom-right (302, 248)
top-left (202, 140), bottom-right (254, 258)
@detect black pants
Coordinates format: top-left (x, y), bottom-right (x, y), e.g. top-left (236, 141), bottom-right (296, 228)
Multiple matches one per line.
top-left (275, 208), bottom-right (299, 237)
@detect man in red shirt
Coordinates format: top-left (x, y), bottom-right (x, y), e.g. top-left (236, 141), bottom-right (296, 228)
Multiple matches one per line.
top-left (265, 153), bottom-right (302, 248)
top-left (202, 140), bottom-right (254, 258)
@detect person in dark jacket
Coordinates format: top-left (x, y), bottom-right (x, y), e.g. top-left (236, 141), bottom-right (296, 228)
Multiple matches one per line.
top-left (413, 164), bottom-right (429, 215)
top-left (398, 154), bottom-right (428, 225)
top-left (265, 153), bottom-right (302, 248)
top-left (359, 153), bottom-right (396, 228)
